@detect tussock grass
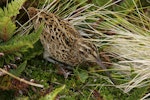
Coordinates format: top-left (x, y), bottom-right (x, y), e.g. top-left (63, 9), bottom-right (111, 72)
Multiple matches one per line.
top-left (46, 0), bottom-right (150, 94)
top-left (39, 0), bottom-right (150, 94)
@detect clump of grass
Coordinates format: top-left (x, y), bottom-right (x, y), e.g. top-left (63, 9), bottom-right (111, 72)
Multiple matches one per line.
top-left (97, 6), bottom-right (150, 94)
top-left (38, 0), bottom-right (150, 94)
top-left (43, 0), bottom-right (150, 94)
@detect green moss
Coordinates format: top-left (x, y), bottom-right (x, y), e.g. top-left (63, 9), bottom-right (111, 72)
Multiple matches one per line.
top-left (22, 57), bottom-right (149, 99)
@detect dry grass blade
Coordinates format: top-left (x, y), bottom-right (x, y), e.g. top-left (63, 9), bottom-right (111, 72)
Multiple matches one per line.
top-left (61, 1), bottom-right (150, 93)
top-left (101, 14), bottom-right (150, 92)
top-left (0, 68), bottom-right (43, 88)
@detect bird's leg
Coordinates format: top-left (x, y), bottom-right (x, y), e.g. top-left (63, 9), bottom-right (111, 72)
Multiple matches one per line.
top-left (43, 50), bottom-right (72, 78)
top-left (43, 50), bottom-right (73, 69)
top-left (57, 66), bottom-right (71, 79)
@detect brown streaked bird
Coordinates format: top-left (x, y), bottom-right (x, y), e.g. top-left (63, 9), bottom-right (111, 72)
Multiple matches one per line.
top-left (28, 7), bottom-right (115, 83)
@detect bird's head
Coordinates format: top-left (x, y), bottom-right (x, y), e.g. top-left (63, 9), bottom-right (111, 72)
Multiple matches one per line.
top-left (28, 7), bottom-right (39, 19)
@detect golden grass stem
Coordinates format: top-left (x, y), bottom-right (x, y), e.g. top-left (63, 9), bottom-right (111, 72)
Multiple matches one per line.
top-left (0, 68), bottom-right (44, 88)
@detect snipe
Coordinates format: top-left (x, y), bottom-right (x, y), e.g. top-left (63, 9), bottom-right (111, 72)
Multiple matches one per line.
top-left (28, 7), bottom-right (115, 83)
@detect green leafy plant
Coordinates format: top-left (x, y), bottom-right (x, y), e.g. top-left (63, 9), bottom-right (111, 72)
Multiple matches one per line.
top-left (39, 85), bottom-right (66, 100)
top-left (10, 61), bottom-right (27, 76)
top-left (0, 26), bottom-right (43, 66)
top-left (0, 0), bottom-right (43, 92)
top-left (0, 0), bottom-right (26, 41)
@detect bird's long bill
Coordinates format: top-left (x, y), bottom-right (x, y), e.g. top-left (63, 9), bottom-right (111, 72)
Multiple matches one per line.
top-left (96, 58), bottom-right (116, 84)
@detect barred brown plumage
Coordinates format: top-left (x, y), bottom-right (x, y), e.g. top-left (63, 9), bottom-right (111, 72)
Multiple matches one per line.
top-left (28, 7), bottom-right (115, 84)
